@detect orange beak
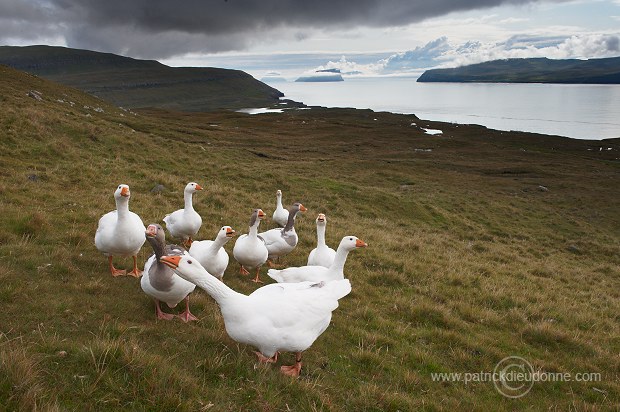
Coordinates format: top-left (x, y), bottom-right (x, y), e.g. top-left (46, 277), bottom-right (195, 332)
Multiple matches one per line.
top-left (226, 227), bottom-right (236, 237)
top-left (160, 255), bottom-right (181, 269)
top-left (195, 184), bottom-right (203, 190)
top-left (120, 186), bottom-right (130, 197)
top-left (355, 239), bottom-right (368, 248)
top-left (317, 213), bottom-right (326, 222)
top-left (258, 209), bottom-right (266, 219)
top-left (145, 224), bottom-right (157, 237)
top-left (299, 204), bottom-right (308, 212)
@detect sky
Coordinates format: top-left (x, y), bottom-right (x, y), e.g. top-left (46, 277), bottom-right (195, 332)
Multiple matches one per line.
top-left (1, 0), bottom-right (619, 79)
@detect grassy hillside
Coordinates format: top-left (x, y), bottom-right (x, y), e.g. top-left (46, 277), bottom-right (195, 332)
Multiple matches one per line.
top-left (0, 45), bottom-right (284, 111)
top-left (417, 57), bottom-right (620, 84)
top-left (1, 64), bottom-right (619, 410)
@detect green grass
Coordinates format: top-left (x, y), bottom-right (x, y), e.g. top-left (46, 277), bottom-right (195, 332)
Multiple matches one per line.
top-left (1, 64), bottom-right (619, 410)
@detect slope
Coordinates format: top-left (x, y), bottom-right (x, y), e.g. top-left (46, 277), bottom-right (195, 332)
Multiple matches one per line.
top-left (0, 45), bottom-right (284, 111)
top-left (0, 64), bottom-right (619, 410)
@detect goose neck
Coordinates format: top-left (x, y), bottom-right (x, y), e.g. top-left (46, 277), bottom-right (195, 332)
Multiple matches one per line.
top-left (147, 236), bottom-right (165, 259)
top-left (184, 191), bottom-right (194, 212)
top-left (330, 246), bottom-right (350, 273)
top-left (283, 210), bottom-right (297, 232)
top-left (193, 272), bottom-right (243, 303)
top-left (249, 223), bottom-right (259, 238)
top-left (115, 197), bottom-right (130, 219)
top-left (316, 224), bottom-right (326, 247)
top-left (211, 235), bottom-right (228, 251)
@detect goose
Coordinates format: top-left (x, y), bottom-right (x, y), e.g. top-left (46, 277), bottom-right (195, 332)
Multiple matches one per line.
top-left (259, 203), bottom-right (307, 267)
top-left (160, 254), bottom-right (351, 377)
top-left (268, 236), bottom-right (367, 283)
top-left (188, 226), bottom-right (236, 281)
top-left (163, 182), bottom-right (203, 248)
top-left (141, 224), bottom-right (198, 322)
top-left (232, 209), bottom-right (269, 283)
top-left (307, 213), bottom-right (337, 267)
top-left (272, 189), bottom-right (288, 227)
top-left (95, 184), bottom-right (146, 277)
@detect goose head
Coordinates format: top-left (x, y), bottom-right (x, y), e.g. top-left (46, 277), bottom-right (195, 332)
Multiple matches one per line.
top-left (338, 236), bottom-right (368, 252)
top-left (185, 182), bottom-right (203, 193)
top-left (276, 189), bottom-right (282, 199)
top-left (160, 254), bottom-right (208, 284)
top-left (290, 202), bottom-right (308, 215)
top-left (114, 184), bottom-right (131, 200)
top-left (316, 213), bottom-right (327, 226)
top-left (249, 208), bottom-right (266, 227)
top-left (218, 225), bottom-right (236, 241)
top-left (145, 223), bottom-right (165, 242)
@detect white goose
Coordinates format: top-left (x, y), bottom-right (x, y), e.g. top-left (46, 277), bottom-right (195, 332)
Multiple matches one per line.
top-left (163, 182), bottom-right (203, 247)
top-left (307, 213), bottom-right (336, 267)
top-left (232, 209), bottom-right (269, 283)
top-left (95, 184), bottom-right (146, 277)
top-left (259, 202), bottom-right (307, 267)
top-left (189, 226), bottom-right (236, 281)
top-left (272, 189), bottom-right (288, 227)
top-left (141, 224), bottom-right (198, 322)
top-left (160, 254), bottom-right (351, 377)
top-left (268, 236), bottom-right (367, 283)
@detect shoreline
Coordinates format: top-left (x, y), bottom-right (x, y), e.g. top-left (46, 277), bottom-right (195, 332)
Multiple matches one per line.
top-left (242, 100), bottom-right (620, 143)
top-left (269, 78), bottom-right (620, 141)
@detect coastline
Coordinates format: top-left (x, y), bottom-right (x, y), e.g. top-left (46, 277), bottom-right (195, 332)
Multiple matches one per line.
top-left (241, 101), bottom-right (620, 143)
top-left (268, 78), bottom-right (620, 141)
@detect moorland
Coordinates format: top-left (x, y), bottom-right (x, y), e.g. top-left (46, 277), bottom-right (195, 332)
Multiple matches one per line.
top-left (1, 64), bottom-right (619, 410)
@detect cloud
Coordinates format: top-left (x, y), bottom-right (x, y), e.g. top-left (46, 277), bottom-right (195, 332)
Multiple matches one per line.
top-left (0, 0), bottom-right (569, 58)
top-left (443, 33), bottom-right (620, 66)
top-left (306, 33), bottom-right (620, 77)
top-left (380, 37), bottom-right (452, 73)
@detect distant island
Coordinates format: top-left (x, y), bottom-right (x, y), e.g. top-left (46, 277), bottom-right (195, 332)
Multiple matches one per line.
top-left (0, 45), bottom-right (283, 111)
top-left (296, 68), bottom-right (344, 82)
top-left (417, 57), bottom-right (620, 84)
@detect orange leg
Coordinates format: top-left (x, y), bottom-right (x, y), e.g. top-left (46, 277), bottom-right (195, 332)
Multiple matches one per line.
top-left (251, 267), bottom-right (263, 284)
top-left (178, 295), bottom-right (198, 322)
top-left (267, 258), bottom-right (283, 269)
top-left (127, 255), bottom-right (143, 278)
top-left (155, 299), bottom-right (174, 321)
top-left (108, 256), bottom-right (127, 277)
top-left (254, 351), bottom-right (279, 363)
top-left (239, 265), bottom-right (250, 275)
top-left (183, 238), bottom-right (193, 249)
top-left (280, 352), bottom-right (302, 377)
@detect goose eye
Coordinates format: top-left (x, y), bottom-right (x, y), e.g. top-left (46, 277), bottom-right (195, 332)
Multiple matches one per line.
top-left (349, 237), bottom-right (353, 241)
top-left (187, 260), bottom-right (192, 264)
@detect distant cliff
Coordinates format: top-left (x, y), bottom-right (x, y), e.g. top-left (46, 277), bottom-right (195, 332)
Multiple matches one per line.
top-left (296, 69), bottom-right (344, 82)
top-left (417, 57), bottom-right (620, 84)
top-left (0, 45), bottom-right (284, 111)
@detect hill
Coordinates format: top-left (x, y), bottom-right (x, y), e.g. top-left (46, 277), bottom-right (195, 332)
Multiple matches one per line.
top-left (0, 64), bottom-right (619, 410)
top-left (417, 57), bottom-right (620, 83)
top-left (0, 45), bottom-right (283, 111)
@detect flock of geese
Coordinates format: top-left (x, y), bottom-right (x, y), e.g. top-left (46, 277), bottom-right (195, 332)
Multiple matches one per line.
top-left (94, 182), bottom-right (367, 377)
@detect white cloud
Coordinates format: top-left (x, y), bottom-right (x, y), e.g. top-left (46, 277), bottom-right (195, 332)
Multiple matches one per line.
top-left (305, 33), bottom-right (620, 77)
top-left (313, 56), bottom-right (385, 76)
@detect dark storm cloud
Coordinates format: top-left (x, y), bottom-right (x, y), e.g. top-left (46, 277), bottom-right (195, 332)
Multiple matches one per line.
top-left (2, 0), bottom-right (561, 58)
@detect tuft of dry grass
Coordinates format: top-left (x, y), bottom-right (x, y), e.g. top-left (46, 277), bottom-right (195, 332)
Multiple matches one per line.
top-left (0, 336), bottom-right (59, 411)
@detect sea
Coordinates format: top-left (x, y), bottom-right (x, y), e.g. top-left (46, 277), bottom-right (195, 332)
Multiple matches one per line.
top-left (266, 77), bottom-right (620, 140)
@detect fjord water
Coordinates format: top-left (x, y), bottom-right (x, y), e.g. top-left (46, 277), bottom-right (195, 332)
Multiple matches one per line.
top-left (273, 77), bottom-right (620, 140)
